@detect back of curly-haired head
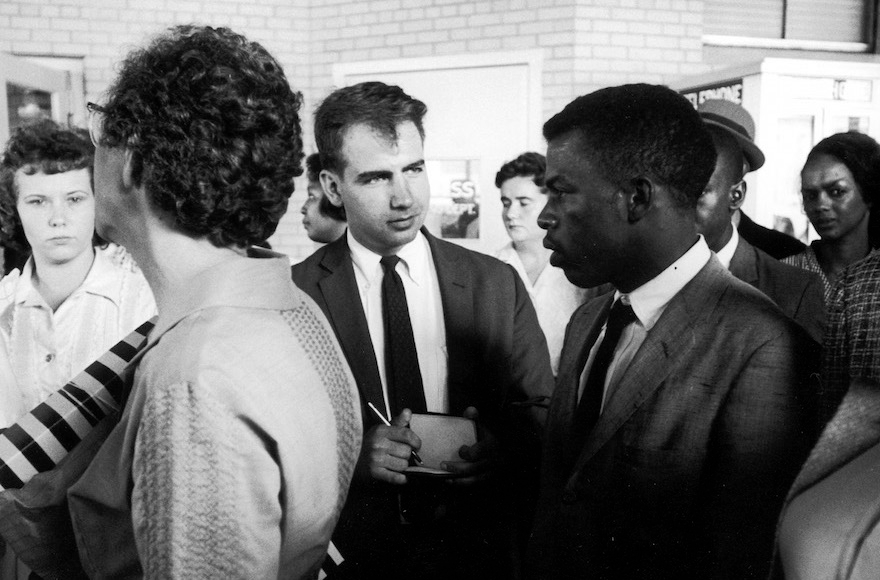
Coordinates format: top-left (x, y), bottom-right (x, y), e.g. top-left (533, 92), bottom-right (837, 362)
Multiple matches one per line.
top-left (98, 25), bottom-right (304, 248)
top-left (543, 84), bottom-right (716, 209)
top-left (314, 81), bottom-right (427, 175)
top-left (807, 131), bottom-right (880, 247)
top-left (0, 119), bottom-right (93, 253)
top-left (495, 152), bottom-right (546, 189)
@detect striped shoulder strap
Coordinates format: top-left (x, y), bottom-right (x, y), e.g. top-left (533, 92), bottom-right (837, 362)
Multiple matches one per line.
top-left (0, 318), bottom-right (155, 490)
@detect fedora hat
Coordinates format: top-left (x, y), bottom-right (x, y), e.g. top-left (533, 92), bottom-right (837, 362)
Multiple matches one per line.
top-left (698, 99), bottom-right (765, 171)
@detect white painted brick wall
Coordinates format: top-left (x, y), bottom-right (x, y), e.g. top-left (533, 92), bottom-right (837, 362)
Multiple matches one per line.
top-left (2, 0), bottom-right (712, 262)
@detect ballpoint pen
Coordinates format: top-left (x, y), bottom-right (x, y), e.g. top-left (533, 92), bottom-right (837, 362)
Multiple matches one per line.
top-left (367, 401), bottom-right (423, 465)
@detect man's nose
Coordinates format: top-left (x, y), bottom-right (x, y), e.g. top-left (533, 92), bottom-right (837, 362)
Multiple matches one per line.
top-left (537, 205), bottom-right (555, 230)
top-left (390, 178), bottom-right (414, 208)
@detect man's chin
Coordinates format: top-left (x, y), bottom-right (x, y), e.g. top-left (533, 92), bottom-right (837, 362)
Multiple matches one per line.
top-left (558, 263), bottom-right (606, 289)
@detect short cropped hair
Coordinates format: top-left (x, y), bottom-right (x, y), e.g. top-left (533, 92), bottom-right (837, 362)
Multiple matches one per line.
top-left (305, 153), bottom-right (345, 222)
top-left (807, 131), bottom-right (880, 247)
top-left (495, 152), bottom-right (546, 189)
top-left (543, 84), bottom-right (716, 209)
top-left (98, 25), bottom-right (304, 247)
top-left (0, 119), bottom-right (94, 255)
top-left (314, 81), bottom-right (427, 174)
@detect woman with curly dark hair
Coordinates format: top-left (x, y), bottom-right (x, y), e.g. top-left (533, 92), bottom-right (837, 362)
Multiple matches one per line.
top-left (0, 119), bottom-right (154, 428)
top-left (57, 25), bottom-right (360, 579)
top-left (784, 132), bottom-right (880, 304)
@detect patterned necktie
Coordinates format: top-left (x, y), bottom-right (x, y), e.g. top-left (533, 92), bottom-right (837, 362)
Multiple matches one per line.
top-left (380, 255), bottom-right (427, 417)
top-left (573, 300), bottom-right (637, 444)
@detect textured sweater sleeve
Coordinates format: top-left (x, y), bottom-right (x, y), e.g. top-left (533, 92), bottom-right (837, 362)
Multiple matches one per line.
top-left (131, 380), bottom-right (279, 579)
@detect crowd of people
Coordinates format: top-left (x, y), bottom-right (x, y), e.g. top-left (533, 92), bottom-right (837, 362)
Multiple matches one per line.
top-left (0, 23), bottom-right (876, 580)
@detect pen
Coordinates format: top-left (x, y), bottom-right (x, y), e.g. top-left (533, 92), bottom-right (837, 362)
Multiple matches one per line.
top-left (367, 402), bottom-right (423, 465)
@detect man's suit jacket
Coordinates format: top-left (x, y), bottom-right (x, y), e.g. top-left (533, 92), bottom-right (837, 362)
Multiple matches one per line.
top-left (738, 211), bottom-right (805, 260)
top-left (291, 229), bottom-right (554, 576)
top-left (528, 257), bottom-right (819, 580)
top-left (729, 236), bottom-right (825, 344)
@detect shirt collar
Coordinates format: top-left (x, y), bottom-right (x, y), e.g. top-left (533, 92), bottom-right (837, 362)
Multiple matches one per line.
top-left (347, 229), bottom-right (430, 286)
top-left (15, 248), bottom-right (120, 307)
top-left (615, 236), bottom-right (711, 331)
top-left (714, 224), bottom-right (739, 270)
top-left (151, 249), bottom-right (295, 341)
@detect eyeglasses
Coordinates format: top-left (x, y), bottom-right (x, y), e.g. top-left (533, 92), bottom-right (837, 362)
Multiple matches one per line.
top-left (86, 102), bottom-right (107, 147)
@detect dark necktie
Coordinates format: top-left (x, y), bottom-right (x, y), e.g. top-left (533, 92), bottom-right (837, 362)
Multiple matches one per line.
top-left (380, 255), bottom-right (427, 417)
top-left (572, 300), bottom-right (637, 443)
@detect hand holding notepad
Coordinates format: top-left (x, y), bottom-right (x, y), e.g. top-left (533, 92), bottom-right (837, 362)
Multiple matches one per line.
top-left (404, 413), bottom-right (478, 476)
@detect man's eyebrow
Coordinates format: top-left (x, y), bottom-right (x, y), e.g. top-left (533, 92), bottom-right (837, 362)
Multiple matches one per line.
top-left (403, 159), bottom-right (425, 172)
top-left (545, 175), bottom-right (563, 189)
top-left (355, 170), bottom-right (393, 183)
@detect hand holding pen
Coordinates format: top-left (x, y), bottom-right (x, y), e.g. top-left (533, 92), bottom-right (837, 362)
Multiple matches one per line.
top-left (367, 402), bottom-right (423, 465)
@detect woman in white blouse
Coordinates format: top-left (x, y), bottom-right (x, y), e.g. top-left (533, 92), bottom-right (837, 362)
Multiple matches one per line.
top-left (494, 152), bottom-right (601, 375)
top-left (0, 119), bottom-right (155, 428)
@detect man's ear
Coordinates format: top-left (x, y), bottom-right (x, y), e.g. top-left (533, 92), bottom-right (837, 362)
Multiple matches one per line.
top-left (729, 179), bottom-right (746, 211)
top-left (626, 176), bottom-right (653, 223)
top-left (320, 169), bottom-right (344, 208)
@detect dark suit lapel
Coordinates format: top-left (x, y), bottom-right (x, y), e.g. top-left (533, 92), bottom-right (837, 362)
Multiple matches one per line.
top-left (555, 295), bottom-right (614, 462)
top-left (317, 237), bottom-right (385, 412)
top-left (425, 230), bottom-right (475, 412)
top-left (570, 259), bottom-right (728, 474)
top-left (728, 237), bottom-right (758, 285)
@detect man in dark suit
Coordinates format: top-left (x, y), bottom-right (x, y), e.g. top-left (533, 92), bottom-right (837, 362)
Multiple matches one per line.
top-left (697, 99), bottom-right (806, 259)
top-left (527, 84), bottom-right (819, 579)
top-left (696, 122), bottom-right (825, 343)
top-left (291, 81), bottom-right (554, 579)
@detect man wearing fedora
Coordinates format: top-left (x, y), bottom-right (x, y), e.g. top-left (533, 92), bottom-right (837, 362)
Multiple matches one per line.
top-left (696, 100), bottom-right (825, 343)
top-left (697, 99), bottom-right (806, 259)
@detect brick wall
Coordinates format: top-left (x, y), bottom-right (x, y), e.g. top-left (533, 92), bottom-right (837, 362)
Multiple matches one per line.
top-left (1, 0), bottom-right (711, 261)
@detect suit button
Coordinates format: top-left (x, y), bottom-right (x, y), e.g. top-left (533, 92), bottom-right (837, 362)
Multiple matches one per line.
top-left (562, 491), bottom-right (577, 504)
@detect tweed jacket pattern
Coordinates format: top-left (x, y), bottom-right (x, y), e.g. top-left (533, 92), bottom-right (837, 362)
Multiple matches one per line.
top-left (529, 257), bottom-right (820, 580)
top-left (728, 236), bottom-right (825, 344)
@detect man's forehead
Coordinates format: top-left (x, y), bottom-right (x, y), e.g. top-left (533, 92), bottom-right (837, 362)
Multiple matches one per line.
top-left (339, 121), bottom-right (423, 166)
top-left (546, 132), bottom-right (593, 171)
top-left (341, 121), bottom-right (421, 147)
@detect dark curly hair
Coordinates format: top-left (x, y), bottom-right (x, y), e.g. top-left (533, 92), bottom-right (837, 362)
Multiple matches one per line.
top-left (543, 84), bottom-right (716, 209)
top-left (806, 131), bottom-right (880, 248)
top-left (305, 153), bottom-right (345, 222)
top-left (97, 25), bottom-right (304, 247)
top-left (314, 81), bottom-right (427, 175)
top-left (495, 152), bottom-right (546, 189)
top-left (0, 119), bottom-right (94, 259)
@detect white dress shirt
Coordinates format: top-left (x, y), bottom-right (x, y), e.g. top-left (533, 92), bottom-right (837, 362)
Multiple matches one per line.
top-left (578, 236), bottom-right (712, 409)
top-left (714, 223), bottom-right (739, 270)
top-left (348, 230), bottom-right (448, 415)
top-left (495, 243), bottom-right (588, 375)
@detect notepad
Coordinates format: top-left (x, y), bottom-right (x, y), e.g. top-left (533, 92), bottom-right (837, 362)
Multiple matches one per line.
top-left (405, 413), bottom-right (478, 476)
